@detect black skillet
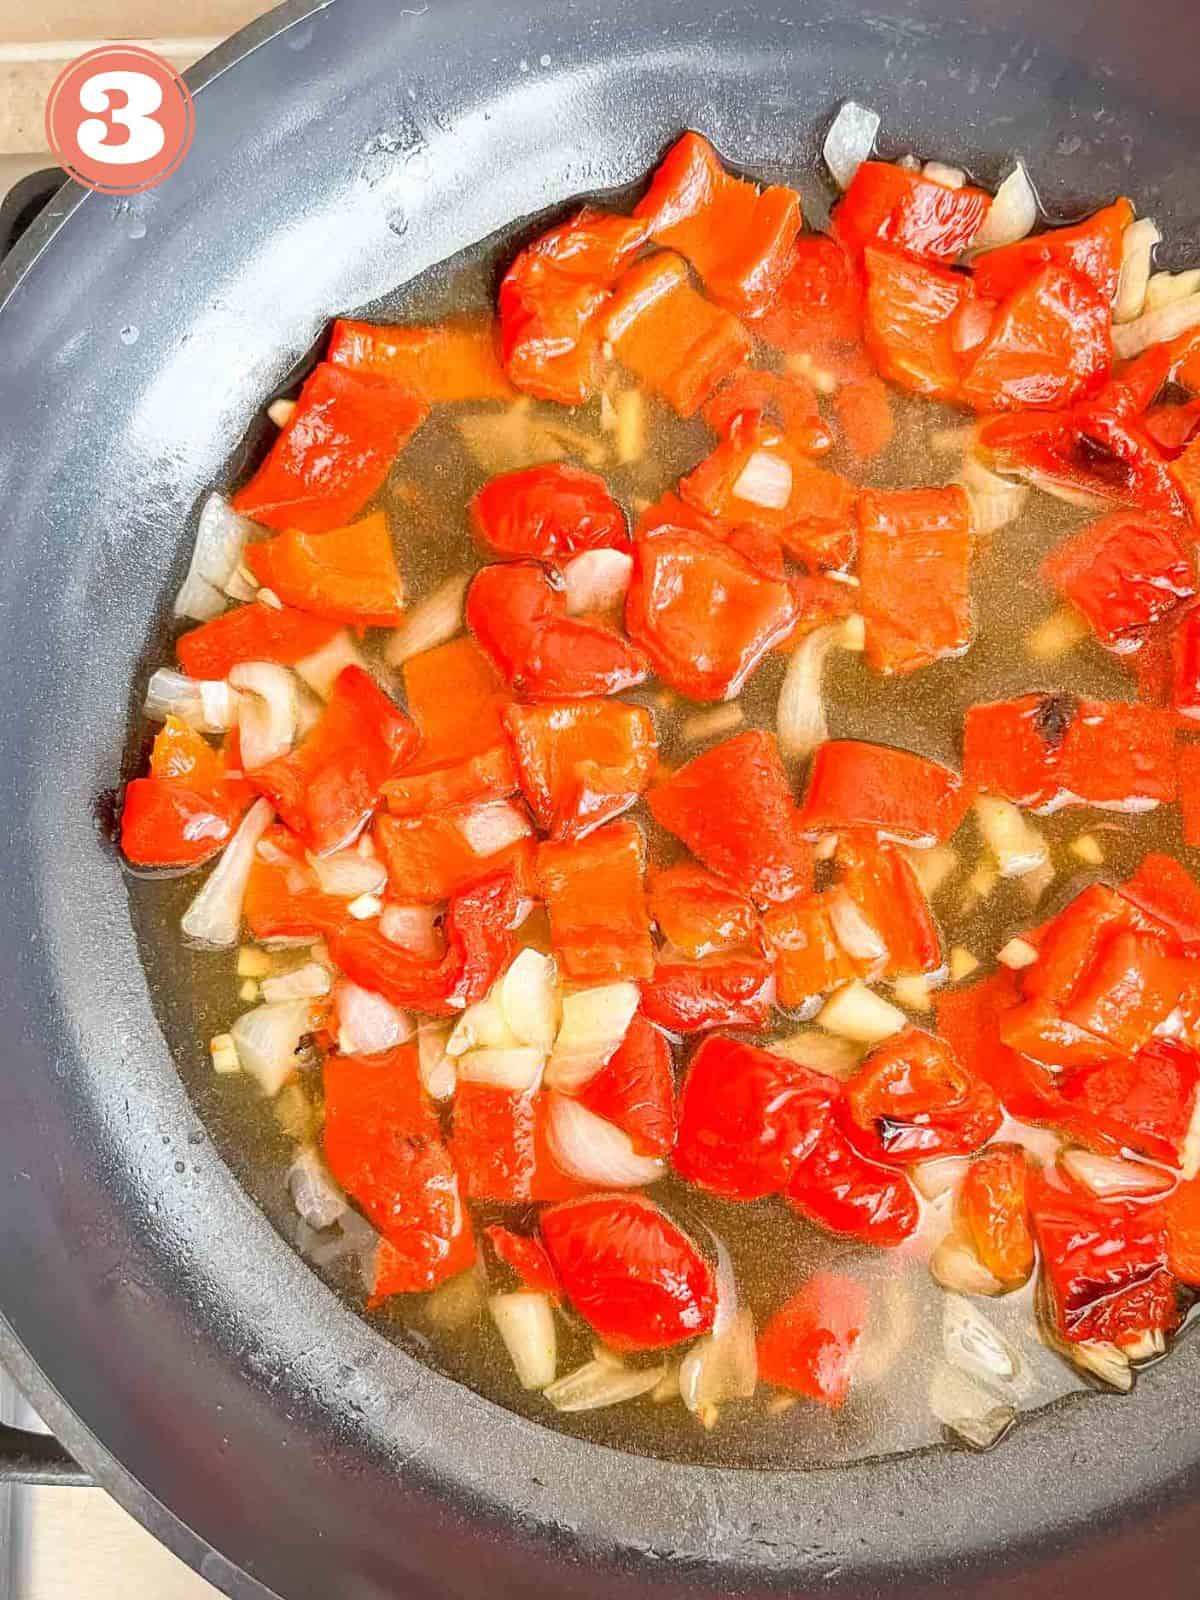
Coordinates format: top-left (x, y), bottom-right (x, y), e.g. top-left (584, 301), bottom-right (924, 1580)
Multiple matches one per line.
top-left (1, 0), bottom-right (1199, 1594)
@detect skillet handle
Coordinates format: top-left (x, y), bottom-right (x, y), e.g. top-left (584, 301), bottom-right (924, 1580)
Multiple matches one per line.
top-left (0, 1422), bottom-right (89, 1486)
top-left (0, 167), bottom-right (64, 262)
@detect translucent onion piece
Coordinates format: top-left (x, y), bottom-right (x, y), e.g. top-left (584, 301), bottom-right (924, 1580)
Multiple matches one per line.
top-left (1113, 217), bottom-right (1162, 324)
top-left (456, 1047), bottom-right (546, 1093)
top-left (173, 492), bottom-right (259, 620)
top-left (732, 449), bottom-right (792, 510)
top-left (1112, 292), bottom-right (1200, 359)
top-left (969, 162), bottom-right (1038, 252)
top-left (426, 1267), bottom-right (484, 1332)
top-left (823, 100), bottom-right (881, 189)
top-left (829, 888), bottom-right (888, 969)
top-left (287, 1144), bottom-right (348, 1230)
top-left (1120, 1329), bottom-right (1166, 1363)
top-left (417, 1021), bottom-right (456, 1101)
top-left (446, 993), bottom-right (519, 1056)
top-left (974, 795), bottom-right (1049, 879)
top-left (681, 704), bottom-right (745, 744)
top-left (260, 961), bottom-right (332, 1003)
top-left (295, 1205), bottom-right (379, 1274)
top-left (777, 622), bottom-right (841, 759)
top-left (911, 1155), bottom-right (970, 1201)
top-left (497, 949), bottom-right (560, 1051)
top-left (293, 630), bottom-right (366, 699)
top-left (173, 570), bottom-right (225, 623)
top-left (903, 844), bottom-right (959, 899)
top-left (958, 456), bottom-right (1029, 535)
top-left (854, 1278), bottom-right (915, 1385)
top-left (489, 1292), bottom-right (558, 1390)
top-left (545, 1093), bottom-right (665, 1188)
top-left (922, 160), bottom-right (965, 189)
top-left (230, 997), bottom-right (316, 1096)
top-left (891, 973), bottom-right (934, 1012)
top-left (769, 1030), bottom-right (863, 1079)
top-left (708, 1228), bottom-right (739, 1338)
top-left (818, 980), bottom-right (906, 1044)
top-left (930, 1227), bottom-right (1006, 1297)
top-left (928, 1364), bottom-right (1017, 1451)
top-left (1060, 1148), bottom-right (1174, 1199)
top-left (458, 799), bottom-right (531, 858)
top-left (1145, 267), bottom-right (1200, 312)
top-left (385, 575), bottom-right (469, 667)
top-left (379, 902), bottom-right (443, 959)
top-left (335, 979), bottom-right (411, 1055)
top-left (229, 661), bottom-right (299, 770)
top-left (308, 850), bottom-right (388, 899)
top-left (144, 667), bottom-right (240, 733)
top-left (679, 1308), bottom-right (758, 1415)
top-left (181, 798), bottom-right (273, 947)
top-left (563, 549), bottom-right (633, 616)
top-left (943, 1294), bottom-right (1021, 1390)
top-left (545, 982), bottom-right (639, 1091)
top-left (544, 1358), bottom-right (666, 1413)
top-left (997, 937), bottom-right (1039, 970)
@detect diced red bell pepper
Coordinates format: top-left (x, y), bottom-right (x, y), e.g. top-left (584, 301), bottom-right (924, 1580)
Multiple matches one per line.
top-left (246, 510), bottom-right (405, 627)
top-left (242, 824), bottom-right (348, 942)
top-left (958, 1144), bottom-right (1035, 1288)
top-left (575, 1013), bottom-right (676, 1158)
top-left (145, 716), bottom-right (225, 789)
top-left (634, 131), bottom-right (802, 316)
top-left (402, 636), bottom-right (511, 767)
top-left (502, 699), bottom-right (656, 840)
top-left (248, 666), bottom-right (416, 856)
top-left (1143, 400), bottom-right (1200, 457)
top-left (625, 523), bottom-right (797, 701)
top-left (834, 161), bottom-right (990, 264)
top-left (1171, 435), bottom-right (1200, 523)
top-left (604, 252), bottom-right (752, 416)
top-left (469, 464), bottom-right (629, 564)
top-left (451, 1084), bottom-right (538, 1202)
top-left (539, 1194), bottom-right (717, 1352)
top-left (703, 368), bottom-right (833, 457)
top-left (834, 374), bottom-right (895, 461)
top-left (799, 740), bottom-right (968, 846)
top-left (1059, 930), bottom-right (1191, 1057)
top-left (498, 207), bottom-right (648, 404)
top-left (1057, 1039), bottom-right (1200, 1169)
top-left (120, 777), bottom-right (234, 868)
top-left (640, 955), bottom-right (776, 1033)
top-left (758, 233), bottom-right (865, 354)
top-left (649, 730), bottom-right (814, 904)
top-left (375, 806), bottom-right (532, 904)
top-left (786, 1108), bottom-right (920, 1247)
top-left (466, 561), bottom-right (648, 700)
top-left (1042, 511), bottom-right (1195, 650)
top-left (970, 198), bottom-right (1133, 306)
top-left (484, 1224), bottom-right (562, 1301)
top-left (1095, 345), bottom-right (1174, 419)
top-left (322, 1046), bottom-right (475, 1295)
top-left (835, 835), bottom-right (941, 977)
top-left (326, 317), bottom-right (512, 402)
top-left (1165, 1176), bottom-right (1200, 1283)
top-left (761, 892), bottom-right (860, 1007)
top-left (382, 743), bottom-right (518, 818)
top-left (673, 1035), bottom-right (834, 1200)
top-left (960, 265), bottom-right (1112, 412)
top-left (1180, 745), bottom-right (1200, 847)
top-left (647, 864), bottom-right (758, 959)
top-left (935, 972), bottom-right (1068, 1127)
top-left (862, 246), bottom-right (973, 401)
top-left (176, 603), bottom-right (342, 680)
top-left (1122, 853), bottom-right (1200, 953)
top-left (1171, 611), bottom-right (1200, 723)
top-left (1030, 1171), bottom-right (1177, 1345)
top-left (857, 485), bottom-right (972, 676)
top-left (757, 1273), bottom-right (870, 1408)
top-left (536, 819), bottom-right (654, 982)
top-left (679, 414), bottom-right (858, 534)
top-left (843, 1027), bottom-right (1002, 1163)
top-left (232, 363), bottom-right (428, 534)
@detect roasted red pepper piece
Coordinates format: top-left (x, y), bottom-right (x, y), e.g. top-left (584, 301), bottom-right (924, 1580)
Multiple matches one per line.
top-left (469, 464), bottom-right (629, 563)
top-left (1143, 400), bottom-right (1200, 457)
top-left (120, 777), bottom-right (234, 868)
top-left (679, 414), bottom-right (857, 534)
top-left (634, 131), bottom-right (802, 316)
top-left (536, 819), bottom-right (654, 982)
top-left (756, 233), bottom-right (867, 382)
top-left (648, 731), bottom-right (814, 904)
top-left (1171, 435), bottom-right (1200, 523)
top-left (843, 1027), bottom-right (1002, 1163)
top-left (502, 699), bottom-right (656, 840)
top-left (539, 1194), bottom-right (716, 1353)
top-left (1095, 346), bottom-right (1174, 420)
top-left (647, 864), bottom-right (758, 960)
top-left (757, 1273), bottom-right (869, 1408)
top-left (402, 636), bottom-right (511, 767)
top-left (761, 892), bottom-right (859, 1007)
top-left (382, 743), bottom-right (518, 818)
top-left (605, 252), bottom-right (752, 416)
top-left (835, 835), bottom-right (941, 977)
top-left (248, 666), bottom-right (416, 856)
top-left (857, 485), bottom-right (972, 676)
top-left (1122, 853), bottom-right (1200, 953)
top-left (673, 1035), bottom-right (834, 1200)
top-left (799, 740), bottom-right (968, 845)
top-left (1042, 511), bottom-right (1194, 650)
top-left (970, 198), bottom-right (1133, 305)
top-left (326, 318), bottom-right (512, 402)
top-left (1180, 745), bottom-right (1200, 848)
top-left (246, 510), bottom-right (405, 627)
top-left (484, 1224), bottom-right (562, 1301)
top-left (862, 246), bottom-right (973, 401)
top-left (834, 373), bottom-right (895, 461)
top-left (1030, 1172), bottom-right (1177, 1345)
top-left (242, 824), bottom-right (348, 942)
top-left (834, 161), bottom-right (990, 264)
top-left (322, 1046), bottom-right (475, 1295)
top-left (498, 207), bottom-right (647, 404)
top-left (935, 973), bottom-right (1069, 1128)
top-left (375, 805), bottom-right (533, 904)
top-left (467, 561), bottom-right (648, 700)
top-left (451, 1085), bottom-right (539, 1202)
top-left (1057, 1039), bottom-right (1200, 1169)
top-left (625, 522), bottom-right (797, 701)
top-left (232, 363), bottom-right (428, 534)
top-left (958, 1144), bottom-right (1035, 1288)
top-left (702, 368), bottom-right (833, 457)
top-left (575, 1014), bottom-right (676, 1158)
top-left (1173, 610), bottom-right (1200, 723)
top-left (640, 955), bottom-right (776, 1033)
top-left (176, 603), bottom-right (342, 680)
top-left (786, 1108), bottom-right (920, 1247)
top-left (1165, 1176), bottom-right (1200, 1283)
top-left (960, 265), bottom-right (1112, 412)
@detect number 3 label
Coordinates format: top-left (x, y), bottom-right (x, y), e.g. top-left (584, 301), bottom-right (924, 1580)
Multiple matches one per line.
top-left (46, 46), bottom-right (194, 196)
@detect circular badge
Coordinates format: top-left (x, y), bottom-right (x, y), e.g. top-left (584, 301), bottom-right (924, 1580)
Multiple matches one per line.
top-left (45, 45), bottom-right (195, 196)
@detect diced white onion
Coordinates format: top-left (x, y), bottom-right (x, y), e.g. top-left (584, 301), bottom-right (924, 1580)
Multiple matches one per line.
top-left (308, 850), bottom-right (388, 899)
top-left (974, 795), bottom-right (1049, 879)
top-left (261, 961), bottom-right (332, 1003)
top-left (997, 937), bottom-right (1039, 971)
top-left (1061, 1148), bottom-right (1174, 1198)
top-left (426, 1267), bottom-right (484, 1331)
top-left (545, 982), bottom-right (640, 1091)
top-left (892, 973), bottom-right (934, 1012)
top-left (334, 979), bottom-right (411, 1055)
top-left (563, 548), bottom-right (633, 616)
top-left (1113, 218), bottom-right (1162, 324)
top-left (268, 398), bottom-right (296, 427)
top-left (1066, 1339), bottom-right (1133, 1392)
top-left (904, 844), bottom-right (959, 899)
top-left (225, 563), bottom-right (259, 602)
top-left (287, 1144), bottom-right (348, 1230)
top-left (823, 100), bottom-right (881, 190)
top-left (828, 888), bottom-right (888, 970)
top-left (839, 612), bottom-right (866, 651)
top-left (173, 492), bottom-right (260, 620)
top-left (457, 1047), bottom-right (545, 1092)
top-left (385, 575), bottom-right (469, 667)
top-left (545, 1093), bottom-right (665, 1188)
top-left (144, 667), bottom-right (240, 733)
top-left (679, 1308), bottom-right (758, 1415)
top-left (229, 661), bottom-right (299, 770)
top-left (911, 1155), bottom-right (970, 1201)
top-left (173, 570), bottom-right (226, 623)
top-left (928, 1364), bottom-right (1016, 1450)
top-left (1112, 292), bottom-right (1200, 360)
top-left (544, 1357), bottom-right (666, 1413)
top-left (681, 704), bottom-right (745, 744)
top-left (958, 456), bottom-right (1029, 535)
top-left (769, 1030), bottom-right (863, 1078)
top-left (929, 1228), bottom-right (1005, 1297)
top-left (968, 162), bottom-right (1038, 252)
top-left (446, 993), bottom-right (519, 1056)
top-left (1146, 267), bottom-right (1200, 312)
top-left (458, 799), bottom-right (531, 858)
top-left (818, 980), bottom-right (906, 1044)
top-left (417, 1021), bottom-right (456, 1100)
top-left (489, 1291), bottom-right (558, 1389)
top-left (293, 630), bottom-right (366, 700)
top-left (732, 450), bottom-right (792, 511)
top-left (379, 902), bottom-right (443, 959)
top-left (777, 622), bottom-right (840, 760)
top-left (230, 997), bottom-right (316, 1096)
top-left (922, 160), bottom-right (965, 189)
top-left (943, 1294), bottom-right (1021, 1388)
top-left (347, 892), bottom-right (382, 920)
top-left (210, 1033), bottom-right (241, 1074)
top-left (181, 798), bottom-right (273, 947)
top-left (498, 949), bottom-right (560, 1051)
top-left (1120, 1329), bottom-right (1166, 1362)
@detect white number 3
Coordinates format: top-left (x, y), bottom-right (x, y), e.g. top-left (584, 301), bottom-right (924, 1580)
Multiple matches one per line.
top-left (76, 71), bottom-right (165, 165)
